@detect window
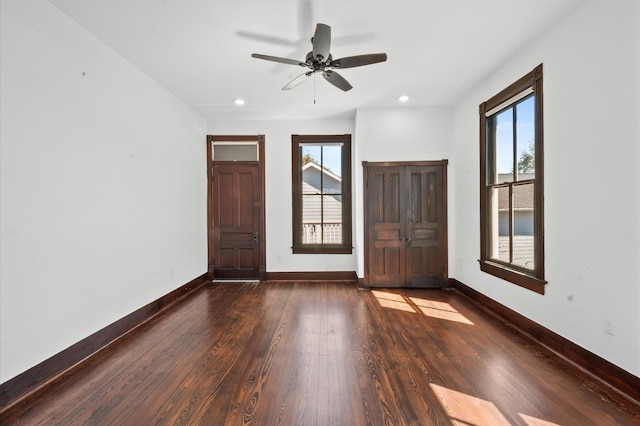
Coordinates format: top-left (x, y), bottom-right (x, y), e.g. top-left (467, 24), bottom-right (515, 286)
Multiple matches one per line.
top-left (211, 141), bottom-right (259, 161)
top-left (479, 64), bottom-right (545, 294)
top-left (292, 134), bottom-right (352, 254)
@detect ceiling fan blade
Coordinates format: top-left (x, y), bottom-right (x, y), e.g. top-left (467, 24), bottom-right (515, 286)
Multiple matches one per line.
top-left (312, 23), bottom-right (331, 62)
top-left (331, 53), bottom-right (388, 69)
top-left (323, 70), bottom-right (352, 91)
top-left (251, 53), bottom-right (307, 67)
top-left (282, 72), bottom-right (313, 90)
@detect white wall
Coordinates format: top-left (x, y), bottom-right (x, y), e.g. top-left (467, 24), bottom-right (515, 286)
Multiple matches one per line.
top-left (207, 118), bottom-right (357, 273)
top-left (449, 0), bottom-right (640, 376)
top-left (0, 0), bottom-right (207, 383)
top-left (353, 107), bottom-right (453, 276)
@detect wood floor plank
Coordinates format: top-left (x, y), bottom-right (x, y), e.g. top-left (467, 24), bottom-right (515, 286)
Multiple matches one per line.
top-left (1, 282), bottom-right (639, 425)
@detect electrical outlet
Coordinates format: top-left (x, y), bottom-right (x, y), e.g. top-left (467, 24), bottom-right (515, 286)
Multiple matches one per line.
top-left (603, 316), bottom-right (615, 336)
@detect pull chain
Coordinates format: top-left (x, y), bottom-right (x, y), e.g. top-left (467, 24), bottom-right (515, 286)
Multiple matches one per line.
top-left (313, 73), bottom-right (316, 105)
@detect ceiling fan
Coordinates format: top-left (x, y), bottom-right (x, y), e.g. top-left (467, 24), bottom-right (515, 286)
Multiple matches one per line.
top-left (251, 23), bottom-right (387, 92)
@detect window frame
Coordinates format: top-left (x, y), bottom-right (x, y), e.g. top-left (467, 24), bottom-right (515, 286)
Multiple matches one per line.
top-left (291, 134), bottom-right (353, 254)
top-left (479, 64), bottom-right (546, 294)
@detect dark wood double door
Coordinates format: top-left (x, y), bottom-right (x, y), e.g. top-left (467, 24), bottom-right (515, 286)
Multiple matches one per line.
top-left (364, 161), bottom-right (448, 288)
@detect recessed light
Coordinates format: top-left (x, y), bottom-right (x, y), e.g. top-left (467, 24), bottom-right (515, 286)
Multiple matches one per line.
top-left (234, 98), bottom-right (245, 105)
top-left (398, 95), bottom-right (409, 102)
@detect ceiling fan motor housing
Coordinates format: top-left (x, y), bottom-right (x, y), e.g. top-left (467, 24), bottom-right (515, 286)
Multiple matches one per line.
top-left (305, 52), bottom-right (333, 71)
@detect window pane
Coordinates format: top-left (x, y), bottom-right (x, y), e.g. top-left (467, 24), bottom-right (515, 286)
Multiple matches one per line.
top-left (322, 172), bottom-right (342, 195)
top-left (302, 194), bottom-right (321, 244)
top-left (300, 143), bottom-right (343, 244)
top-left (322, 145), bottom-right (342, 194)
top-left (516, 96), bottom-right (535, 178)
top-left (302, 163), bottom-right (321, 194)
top-left (513, 183), bottom-right (534, 269)
top-left (495, 108), bottom-right (514, 182)
top-left (213, 144), bottom-right (258, 161)
top-left (322, 195), bottom-right (342, 244)
top-left (490, 186), bottom-right (510, 263)
top-left (321, 145), bottom-right (342, 177)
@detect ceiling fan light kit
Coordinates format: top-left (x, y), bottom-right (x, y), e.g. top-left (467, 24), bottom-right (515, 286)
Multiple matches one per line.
top-left (251, 23), bottom-right (387, 92)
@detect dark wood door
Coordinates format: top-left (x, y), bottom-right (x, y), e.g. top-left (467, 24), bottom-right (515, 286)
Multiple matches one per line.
top-left (366, 166), bottom-right (406, 287)
top-left (405, 164), bottom-right (447, 287)
top-left (212, 163), bottom-right (262, 279)
top-left (365, 161), bottom-right (448, 288)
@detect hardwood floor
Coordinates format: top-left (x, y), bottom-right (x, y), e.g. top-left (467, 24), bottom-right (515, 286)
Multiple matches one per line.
top-left (1, 281), bottom-right (639, 425)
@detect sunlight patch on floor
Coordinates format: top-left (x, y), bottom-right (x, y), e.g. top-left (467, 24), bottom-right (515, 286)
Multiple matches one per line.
top-left (409, 297), bottom-right (474, 325)
top-left (371, 291), bottom-right (475, 325)
top-left (430, 383), bottom-right (561, 426)
top-left (430, 383), bottom-right (511, 425)
top-left (371, 291), bottom-right (416, 313)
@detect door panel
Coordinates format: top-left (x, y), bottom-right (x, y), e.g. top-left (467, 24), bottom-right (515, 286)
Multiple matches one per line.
top-left (365, 161), bottom-right (448, 288)
top-left (406, 166), bottom-right (445, 287)
top-left (368, 167), bottom-right (405, 286)
top-left (213, 163), bottom-right (261, 279)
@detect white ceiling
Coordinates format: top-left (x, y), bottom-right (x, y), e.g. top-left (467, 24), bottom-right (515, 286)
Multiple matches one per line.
top-left (49, 0), bottom-right (582, 121)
